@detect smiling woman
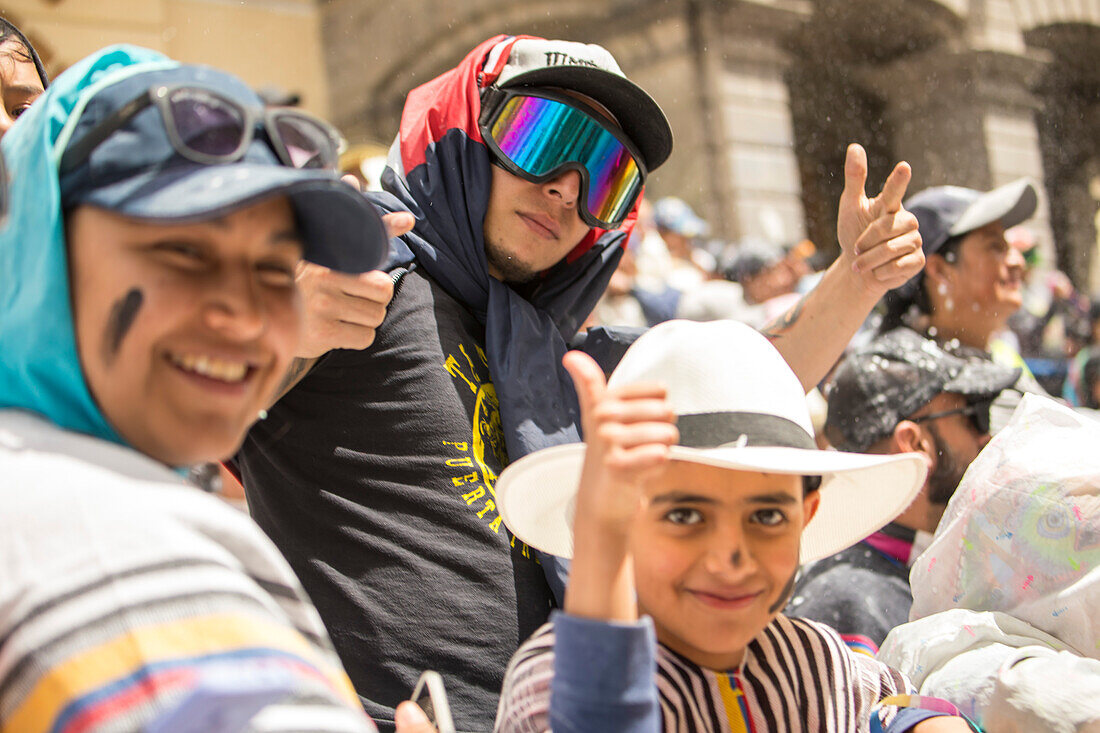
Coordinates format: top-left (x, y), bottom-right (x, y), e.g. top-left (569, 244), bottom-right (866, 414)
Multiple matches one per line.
top-left (880, 179), bottom-right (1039, 353)
top-left (0, 45), bottom-right (389, 733)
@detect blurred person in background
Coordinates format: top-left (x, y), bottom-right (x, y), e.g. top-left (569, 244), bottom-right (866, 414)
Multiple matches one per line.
top-left (784, 237), bottom-right (815, 287)
top-left (879, 395), bottom-right (1100, 732)
top-left (1002, 225), bottom-right (1091, 392)
top-left (0, 17), bottom-right (47, 137)
top-left (1049, 299), bottom-right (1095, 396)
top-left (723, 237), bottom-right (803, 326)
top-left (1003, 225), bottom-right (1050, 357)
top-left (674, 256), bottom-right (756, 324)
top-left (590, 202), bottom-right (683, 328)
top-left (653, 195), bottom-right (713, 291)
top-left (1068, 340), bottom-right (1100, 417)
top-left (725, 238), bottom-right (792, 304)
top-left (1064, 300), bottom-right (1100, 406)
top-left (676, 238), bottom-right (817, 328)
top-left (673, 238), bottom-right (776, 327)
top-left (590, 233), bottom-right (679, 328)
top-left (0, 45), bottom-right (421, 733)
top-left (788, 328), bottom-right (1018, 650)
top-left (1080, 350), bottom-right (1100, 410)
top-left (622, 198), bottom-right (669, 291)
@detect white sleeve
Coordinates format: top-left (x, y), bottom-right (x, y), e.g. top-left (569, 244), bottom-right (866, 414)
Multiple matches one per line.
top-left (926, 645), bottom-right (1100, 732)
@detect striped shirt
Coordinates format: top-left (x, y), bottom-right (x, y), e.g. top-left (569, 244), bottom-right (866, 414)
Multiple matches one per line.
top-left (0, 411), bottom-right (375, 733)
top-left (496, 613), bottom-right (914, 732)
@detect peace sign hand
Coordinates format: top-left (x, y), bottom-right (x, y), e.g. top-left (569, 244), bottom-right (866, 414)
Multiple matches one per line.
top-left (836, 143), bottom-right (924, 297)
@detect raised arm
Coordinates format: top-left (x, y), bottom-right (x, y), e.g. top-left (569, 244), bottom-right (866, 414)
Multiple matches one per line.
top-left (764, 144), bottom-right (923, 391)
top-left (533, 351), bottom-right (676, 733)
top-left (495, 352), bottom-right (672, 733)
top-left (561, 350), bottom-right (678, 622)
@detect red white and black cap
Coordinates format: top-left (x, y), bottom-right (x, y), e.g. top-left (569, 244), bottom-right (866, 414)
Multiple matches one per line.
top-left (490, 38), bottom-right (673, 172)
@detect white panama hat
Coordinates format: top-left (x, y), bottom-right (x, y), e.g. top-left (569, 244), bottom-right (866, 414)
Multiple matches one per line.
top-left (496, 320), bottom-right (929, 563)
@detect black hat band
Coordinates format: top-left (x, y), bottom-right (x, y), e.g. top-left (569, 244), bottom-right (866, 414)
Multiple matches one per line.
top-left (677, 412), bottom-right (815, 451)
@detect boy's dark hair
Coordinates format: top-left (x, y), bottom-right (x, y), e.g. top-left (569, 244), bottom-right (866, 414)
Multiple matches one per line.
top-left (803, 475), bottom-right (822, 495)
top-left (935, 233), bottom-right (965, 264)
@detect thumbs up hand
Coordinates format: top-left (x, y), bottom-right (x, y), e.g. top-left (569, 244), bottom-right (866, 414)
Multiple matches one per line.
top-left (563, 350), bottom-right (678, 537)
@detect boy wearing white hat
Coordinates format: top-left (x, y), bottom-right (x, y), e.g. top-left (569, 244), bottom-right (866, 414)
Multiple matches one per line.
top-left (493, 320), bottom-right (977, 732)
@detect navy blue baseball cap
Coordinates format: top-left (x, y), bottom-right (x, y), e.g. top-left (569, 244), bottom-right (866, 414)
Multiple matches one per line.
top-left (884, 178), bottom-right (1038, 311)
top-left (58, 63), bottom-right (389, 273)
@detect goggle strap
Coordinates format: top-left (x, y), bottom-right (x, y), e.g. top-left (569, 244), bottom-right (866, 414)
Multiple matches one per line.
top-left (477, 87), bottom-right (506, 130)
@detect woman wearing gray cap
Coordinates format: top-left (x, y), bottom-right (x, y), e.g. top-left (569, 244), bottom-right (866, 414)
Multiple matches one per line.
top-left (879, 179), bottom-right (1045, 398)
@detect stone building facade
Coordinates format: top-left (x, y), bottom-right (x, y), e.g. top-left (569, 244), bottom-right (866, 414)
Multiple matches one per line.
top-left (320, 0), bottom-right (1100, 288)
top-left (2, 0), bottom-right (332, 119)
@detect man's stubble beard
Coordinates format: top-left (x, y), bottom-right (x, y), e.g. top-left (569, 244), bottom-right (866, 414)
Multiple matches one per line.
top-left (926, 422), bottom-right (967, 506)
top-left (484, 235), bottom-right (541, 285)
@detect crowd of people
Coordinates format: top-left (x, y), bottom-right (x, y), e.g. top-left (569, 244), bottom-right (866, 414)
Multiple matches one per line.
top-left (0, 16), bottom-right (1097, 733)
top-left (603, 185), bottom-right (1100, 415)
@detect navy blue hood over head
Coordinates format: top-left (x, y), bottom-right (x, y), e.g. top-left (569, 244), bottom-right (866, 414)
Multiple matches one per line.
top-left (367, 36), bottom-right (650, 598)
top-left (370, 35), bottom-right (634, 462)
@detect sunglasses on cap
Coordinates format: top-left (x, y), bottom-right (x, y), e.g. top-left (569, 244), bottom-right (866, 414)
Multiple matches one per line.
top-left (478, 87), bottom-right (646, 229)
top-left (912, 397), bottom-right (993, 435)
top-left (59, 84), bottom-right (346, 175)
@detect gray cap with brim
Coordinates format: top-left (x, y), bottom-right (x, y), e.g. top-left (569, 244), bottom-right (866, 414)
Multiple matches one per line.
top-left (884, 178), bottom-right (1039, 313)
top-left (946, 178), bottom-right (1038, 242)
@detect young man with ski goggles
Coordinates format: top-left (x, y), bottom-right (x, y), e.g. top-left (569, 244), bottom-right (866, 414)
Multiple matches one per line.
top-left (237, 34), bottom-right (925, 732)
top-left (237, 36), bottom-right (677, 731)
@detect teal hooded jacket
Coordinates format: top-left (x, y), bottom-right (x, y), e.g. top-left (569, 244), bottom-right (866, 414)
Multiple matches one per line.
top-left (0, 45), bottom-right (179, 447)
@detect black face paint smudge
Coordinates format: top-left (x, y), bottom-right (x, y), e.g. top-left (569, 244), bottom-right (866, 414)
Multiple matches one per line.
top-left (103, 288), bottom-right (143, 362)
top-left (768, 568), bottom-right (798, 614)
